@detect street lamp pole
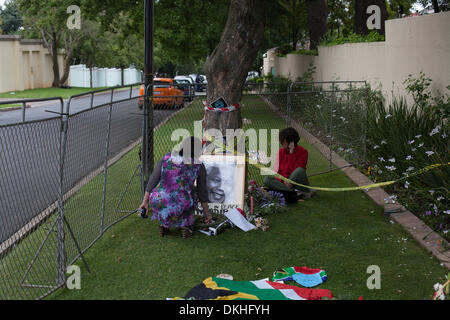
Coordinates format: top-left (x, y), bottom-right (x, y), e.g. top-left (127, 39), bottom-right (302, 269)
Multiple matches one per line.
top-left (143, 0), bottom-right (154, 187)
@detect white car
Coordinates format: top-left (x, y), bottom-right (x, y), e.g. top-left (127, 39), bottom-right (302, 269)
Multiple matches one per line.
top-left (174, 75), bottom-right (195, 100)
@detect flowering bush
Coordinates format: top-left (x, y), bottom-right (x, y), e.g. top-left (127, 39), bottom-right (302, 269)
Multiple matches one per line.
top-left (365, 75), bottom-right (449, 240)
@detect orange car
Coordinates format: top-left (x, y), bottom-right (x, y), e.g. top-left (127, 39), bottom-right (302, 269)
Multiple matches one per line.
top-left (138, 78), bottom-right (184, 109)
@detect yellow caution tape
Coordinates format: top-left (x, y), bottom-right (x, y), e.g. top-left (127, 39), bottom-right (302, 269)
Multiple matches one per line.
top-left (203, 132), bottom-right (449, 192)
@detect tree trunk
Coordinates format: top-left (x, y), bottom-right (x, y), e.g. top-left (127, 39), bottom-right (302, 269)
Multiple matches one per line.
top-left (51, 32), bottom-right (60, 87)
top-left (354, 0), bottom-right (388, 35)
top-left (203, 0), bottom-right (266, 135)
top-left (431, 0), bottom-right (441, 13)
top-left (59, 53), bottom-right (73, 86)
top-left (306, 0), bottom-right (328, 50)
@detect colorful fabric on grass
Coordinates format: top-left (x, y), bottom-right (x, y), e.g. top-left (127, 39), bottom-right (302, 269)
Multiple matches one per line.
top-left (272, 266), bottom-right (328, 288)
top-left (183, 277), bottom-right (333, 300)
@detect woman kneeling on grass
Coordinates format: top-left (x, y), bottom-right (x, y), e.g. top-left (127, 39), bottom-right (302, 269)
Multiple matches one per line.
top-left (138, 137), bottom-right (212, 238)
top-left (263, 127), bottom-right (316, 200)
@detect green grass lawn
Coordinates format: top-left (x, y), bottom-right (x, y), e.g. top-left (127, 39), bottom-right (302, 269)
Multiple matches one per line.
top-left (1, 95), bottom-right (446, 300)
top-left (0, 103), bottom-right (21, 109)
top-left (0, 85), bottom-right (140, 101)
top-left (48, 95), bottom-right (446, 300)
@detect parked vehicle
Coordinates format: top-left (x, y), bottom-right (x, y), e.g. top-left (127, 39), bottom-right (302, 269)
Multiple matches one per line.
top-left (138, 78), bottom-right (184, 109)
top-left (189, 74), bottom-right (206, 92)
top-left (174, 75), bottom-right (195, 100)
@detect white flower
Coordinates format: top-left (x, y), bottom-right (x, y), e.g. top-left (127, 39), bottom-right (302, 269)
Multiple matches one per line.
top-left (385, 195), bottom-right (397, 203)
top-left (405, 155), bottom-right (412, 160)
top-left (415, 134), bottom-right (422, 139)
top-left (425, 151), bottom-right (435, 156)
top-left (379, 157), bottom-right (385, 162)
top-left (381, 140), bottom-right (387, 145)
top-left (388, 158), bottom-right (396, 163)
top-left (429, 126), bottom-right (440, 136)
top-left (436, 196), bottom-right (444, 201)
top-left (407, 140), bottom-right (415, 145)
top-left (385, 165), bottom-right (396, 171)
top-left (406, 166), bottom-right (414, 172)
top-left (385, 114), bottom-right (392, 119)
top-left (373, 145), bottom-right (380, 149)
top-left (443, 230), bottom-right (448, 234)
top-left (411, 147), bottom-right (416, 152)
top-left (444, 210), bottom-right (450, 215)
top-left (442, 133), bottom-right (447, 139)
top-left (404, 181), bottom-right (410, 189)
top-left (429, 190), bottom-right (435, 195)
top-left (418, 143), bottom-right (424, 148)
top-left (316, 104), bottom-right (321, 109)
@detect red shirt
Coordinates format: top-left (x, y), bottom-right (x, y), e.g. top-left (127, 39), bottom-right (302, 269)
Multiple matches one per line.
top-left (277, 145), bottom-right (308, 179)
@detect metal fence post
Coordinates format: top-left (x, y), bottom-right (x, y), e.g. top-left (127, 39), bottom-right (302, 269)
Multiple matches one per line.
top-left (329, 82), bottom-right (335, 169)
top-left (21, 102), bottom-right (26, 123)
top-left (286, 82), bottom-right (293, 126)
top-left (362, 82), bottom-right (369, 165)
top-left (100, 94), bottom-right (114, 235)
top-left (90, 92), bottom-right (94, 109)
top-left (56, 100), bottom-right (68, 288)
top-left (142, 84), bottom-right (154, 189)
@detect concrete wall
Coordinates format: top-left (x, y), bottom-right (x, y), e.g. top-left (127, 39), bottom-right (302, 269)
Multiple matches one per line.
top-left (0, 35), bottom-right (65, 93)
top-left (264, 12), bottom-right (450, 104)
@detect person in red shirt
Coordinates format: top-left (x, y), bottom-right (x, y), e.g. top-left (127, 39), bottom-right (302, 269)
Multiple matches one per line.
top-left (263, 127), bottom-right (315, 199)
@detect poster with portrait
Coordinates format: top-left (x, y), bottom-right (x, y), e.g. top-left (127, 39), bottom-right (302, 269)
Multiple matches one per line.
top-left (200, 154), bottom-right (246, 215)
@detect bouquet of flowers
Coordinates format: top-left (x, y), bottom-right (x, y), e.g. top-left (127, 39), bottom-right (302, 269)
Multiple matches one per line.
top-left (246, 180), bottom-right (287, 219)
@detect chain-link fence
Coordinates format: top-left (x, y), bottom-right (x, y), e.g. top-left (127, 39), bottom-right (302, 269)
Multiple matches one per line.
top-left (0, 87), bottom-right (147, 300)
top-left (0, 81), bottom-right (367, 300)
top-left (256, 81), bottom-right (369, 176)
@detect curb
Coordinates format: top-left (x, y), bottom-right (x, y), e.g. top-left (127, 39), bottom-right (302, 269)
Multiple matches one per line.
top-left (262, 96), bottom-right (450, 270)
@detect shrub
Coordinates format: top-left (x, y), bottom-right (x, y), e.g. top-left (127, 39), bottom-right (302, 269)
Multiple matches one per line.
top-left (320, 30), bottom-right (385, 47)
top-left (365, 75), bottom-right (449, 240)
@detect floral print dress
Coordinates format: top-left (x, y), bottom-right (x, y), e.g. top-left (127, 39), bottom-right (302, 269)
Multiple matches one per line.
top-left (149, 153), bottom-right (201, 228)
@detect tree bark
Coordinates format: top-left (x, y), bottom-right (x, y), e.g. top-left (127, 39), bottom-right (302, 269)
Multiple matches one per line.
top-left (306, 0), bottom-right (328, 50)
top-left (431, 0), bottom-right (441, 13)
top-left (59, 55), bottom-right (72, 86)
top-left (50, 32), bottom-right (61, 87)
top-left (354, 0), bottom-right (388, 35)
top-left (203, 0), bottom-right (266, 134)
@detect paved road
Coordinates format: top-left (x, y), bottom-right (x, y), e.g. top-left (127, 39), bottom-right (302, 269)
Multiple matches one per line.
top-left (0, 89), bottom-right (186, 245)
top-left (0, 88), bottom-right (142, 126)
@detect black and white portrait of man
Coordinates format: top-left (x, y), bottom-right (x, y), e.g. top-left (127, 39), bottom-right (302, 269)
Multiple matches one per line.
top-left (204, 162), bottom-right (236, 204)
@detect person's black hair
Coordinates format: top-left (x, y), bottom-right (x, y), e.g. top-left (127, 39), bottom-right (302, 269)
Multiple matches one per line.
top-left (279, 127), bottom-right (300, 145)
top-left (178, 136), bottom-right (202, 160)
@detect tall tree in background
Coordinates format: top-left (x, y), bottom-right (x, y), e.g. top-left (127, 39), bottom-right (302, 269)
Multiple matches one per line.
top-left (278, 0), bottom-right (308, 51)
top-left (306, 0), bottom-right (328, 50)
top-left (19, 0), bottom-right (85, 87)
top-left (354, 0), bottom-right (388, 35)
top-left (203, 0), bottom-right (272, 133)
top-left (0, 0), bottom-right (22, 34)
top-left (327, 0), bottom-right (352, 38)
top-left (417, 0), bottom-right (450, 12)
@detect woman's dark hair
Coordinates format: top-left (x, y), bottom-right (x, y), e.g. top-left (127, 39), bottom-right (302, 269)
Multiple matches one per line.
top-left (279, 127), bottom-right (300, 145)
top-left (179, 136), bottom-right (202, 160)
